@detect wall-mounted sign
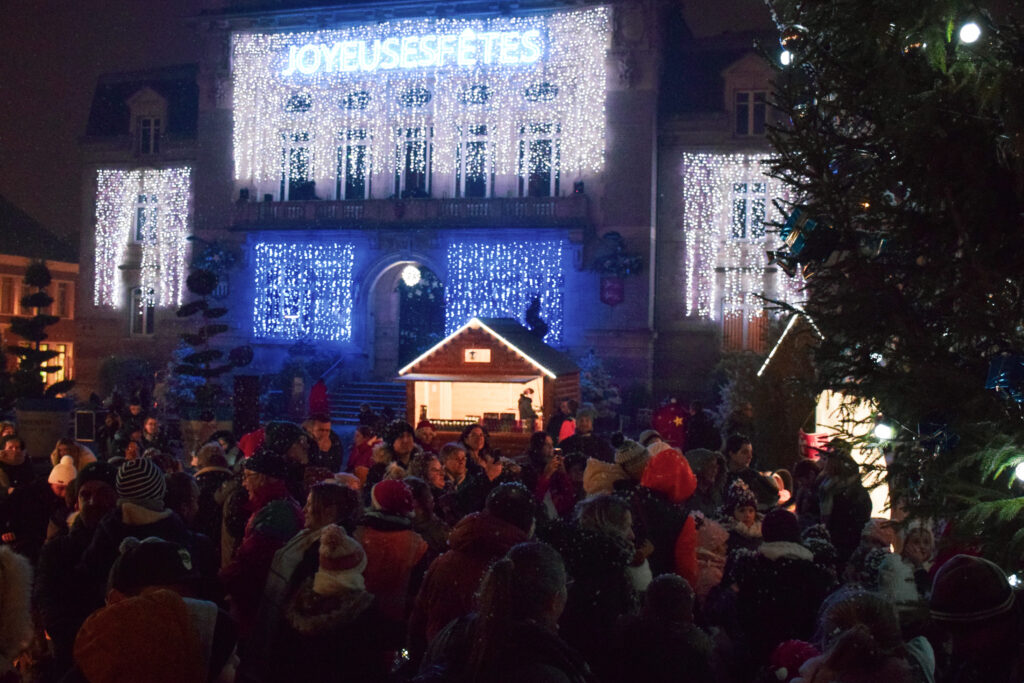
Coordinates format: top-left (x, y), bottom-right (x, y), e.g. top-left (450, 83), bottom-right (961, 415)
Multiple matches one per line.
top-left (464, 348), bottom-right (492, 363)
top-left (282, 28), bottom-right (544, 77)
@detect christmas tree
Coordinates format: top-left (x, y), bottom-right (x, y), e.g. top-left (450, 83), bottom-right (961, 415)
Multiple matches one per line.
top-left (765, 0), bottom-right (1024, 561)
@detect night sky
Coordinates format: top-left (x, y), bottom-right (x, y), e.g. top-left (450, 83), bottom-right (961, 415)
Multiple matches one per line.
top-left (0, 0), bottom-right (770, 242)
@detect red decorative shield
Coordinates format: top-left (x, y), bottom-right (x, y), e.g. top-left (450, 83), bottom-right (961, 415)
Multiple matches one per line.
top-left (600, 276), bottom-right (624, 306)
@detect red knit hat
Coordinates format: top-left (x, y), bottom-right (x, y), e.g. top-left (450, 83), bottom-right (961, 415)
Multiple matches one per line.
top-left (371, 479), bottom-right (414, 516)
top-left (769, 640), bottom-right (820, 683)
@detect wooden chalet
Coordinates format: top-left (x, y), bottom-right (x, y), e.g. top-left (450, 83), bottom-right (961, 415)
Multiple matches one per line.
top-left (397, 317), bottom-right (580, 452)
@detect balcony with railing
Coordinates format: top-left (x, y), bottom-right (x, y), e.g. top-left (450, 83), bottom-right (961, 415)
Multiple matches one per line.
top-left (231, 195), bottom-right (589, 230)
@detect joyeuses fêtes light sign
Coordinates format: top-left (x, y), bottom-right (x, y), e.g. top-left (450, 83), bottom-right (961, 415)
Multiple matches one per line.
top-left (282, 28), bottom-right (544, 76)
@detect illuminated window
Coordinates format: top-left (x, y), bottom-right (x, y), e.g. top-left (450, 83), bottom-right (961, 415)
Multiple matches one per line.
top-left (138, 116), bottom-right (161, 154)
top-left (395, 127), bottom-right (432, 198)
top-left (731, 182), bottom-right (767, 239)
top-left (336, 129), bottom-right (369, 200)
top-left (735, 91), bottom-right (767, 136)
top-left (455, 124), bottom-right (490, 199)
top-left (519, 123), bottom-right (561, 198)
top-left (281, 131), bottom-right (314, 201)
top-left (130, 287), bottom-right (156, 336)
top-left (23, 342), bottom-right (73, 386)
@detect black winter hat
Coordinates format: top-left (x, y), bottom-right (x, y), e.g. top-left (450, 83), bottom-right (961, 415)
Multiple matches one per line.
top-left (244, 447), bottom-right (289, 480)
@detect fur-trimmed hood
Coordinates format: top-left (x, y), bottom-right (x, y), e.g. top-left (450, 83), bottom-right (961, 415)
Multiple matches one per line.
top-left (759, 541), bottom-right (814, 562)
top-left (285, 577), bottom-right (374, 636)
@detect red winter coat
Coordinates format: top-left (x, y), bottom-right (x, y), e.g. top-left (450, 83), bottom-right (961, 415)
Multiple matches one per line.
top-left (354, 513), bottom-right (428, 622)
top-left (407, 511), bottom-right (531, 657)
top-left (640, 448), bottom-right (699, 589)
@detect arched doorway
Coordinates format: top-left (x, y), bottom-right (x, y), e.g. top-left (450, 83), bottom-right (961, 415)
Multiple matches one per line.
top-left (397, 265), bottom-right (445, 366)
top-left (368, 261), bottom-right (445, 378)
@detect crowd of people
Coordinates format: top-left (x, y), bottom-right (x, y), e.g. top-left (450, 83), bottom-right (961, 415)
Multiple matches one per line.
top-left (0, 398), bottom-right (1021, 683)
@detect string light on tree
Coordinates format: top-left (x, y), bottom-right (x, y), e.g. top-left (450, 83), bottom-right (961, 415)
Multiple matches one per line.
top-left (252, 241), bottom-right (355, 341)
top-left (682, 153), bottom-right (803, 321)
top-left (93, 167), bottom-right (192, 309)
top-left (231, 8), bottom-right (609, 192)
top-left (959, 22), bottom-right (981, 44)
top-left (445, 239), bottom-right (566, 344)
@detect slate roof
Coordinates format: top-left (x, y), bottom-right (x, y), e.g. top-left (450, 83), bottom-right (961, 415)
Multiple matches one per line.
top-left (0, 195), bottom-right (78, 263)
top-left (661, 30), bottom-right (776, 117)
top-left (85, 64), bottom-right (199, 138)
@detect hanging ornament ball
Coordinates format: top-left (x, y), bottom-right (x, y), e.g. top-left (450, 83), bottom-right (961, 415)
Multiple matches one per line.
top-left (780, 24), bottom-right (808, 51)
top-left (401, 264), bottom-right (422, 287)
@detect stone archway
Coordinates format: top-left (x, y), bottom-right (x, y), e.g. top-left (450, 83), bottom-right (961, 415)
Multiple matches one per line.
top-left (366, 258), bottom-right (444, 379)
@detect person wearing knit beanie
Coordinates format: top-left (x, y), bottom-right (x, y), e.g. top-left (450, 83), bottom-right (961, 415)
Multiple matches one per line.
top-left (370, 479), bottom-right (414, 517)
top-left (614, 439), bottom-right (651, 480)
top-left (49, 455), bottom-right (77, 497)
top-left (312, 524), bottom-right (368, 596)
top-left (762, 508), bottom-right (802, 544)
top-left (77, 461), bottom-right (118, 490)
top-left (243, 448), bottom-right (289, 481)
top-left (115, 458), bottom-right (167, 512)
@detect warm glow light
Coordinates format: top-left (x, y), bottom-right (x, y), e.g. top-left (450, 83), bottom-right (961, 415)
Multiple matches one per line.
top-left (1015, 462), bottom-right (1024, 482)
top-left (874, 422), bottom-right (895, 440)
top-left (231, 9), bottom-right (609, 191)
top-left (682, 153), bottom-right (803, 321)
top-left (94, 167), bottom-right (192, 309)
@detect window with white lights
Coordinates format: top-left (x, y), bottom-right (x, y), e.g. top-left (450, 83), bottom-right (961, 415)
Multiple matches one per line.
top-left (731, 182), bottom-right (767, 240)
top-left (130, 287), bottom-right (156, 336)
top-left (682, 153), bottom-right (802, 325)
top-left (252, 242), bottom-right (355, 342)
top-left (455, 124), bottom-right (491, 199)
top-left (230, 9), bottom-right (609, 195)
top-left (134, 194), bottom-right (159, 242)
top-left (519, 123), bottom-right (561, 198)
top-left (94, 167), bottom-right (193, 309)
top-left (445, 239), bottom-right (566, 344)
top-left (336, 129), bottom-right (369, 200)
top-left (137, 116), bottom-right (162, 154)
top-left (735, 91), bottom-right (767, 136)
top-left (281, 132), bottom-right (314, 201)
top-left (395, 127), bottom-right (432, 198)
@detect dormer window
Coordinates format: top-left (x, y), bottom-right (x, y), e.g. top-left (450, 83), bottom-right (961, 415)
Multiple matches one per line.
top-left (138, 116), bottom-right (161, 154)
top-left (127, 87), bottom-right (168, 156)
top-left (735, 91), bottom-right (766, 136)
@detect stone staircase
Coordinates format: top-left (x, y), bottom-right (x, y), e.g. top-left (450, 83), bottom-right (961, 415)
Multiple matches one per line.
top-left (328, 381), bottom-right (408, 425)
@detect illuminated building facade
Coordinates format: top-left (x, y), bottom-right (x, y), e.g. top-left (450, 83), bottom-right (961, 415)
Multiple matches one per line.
top-left (76, 0), bottom-right (788, 401)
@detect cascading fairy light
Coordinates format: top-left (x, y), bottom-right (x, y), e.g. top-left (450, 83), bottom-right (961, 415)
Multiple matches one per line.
top-left (445, 239), bottom-right (566, 344)
top-left (231, 8), bottom-right (608, 195)
top-left (682, 153), bottom-right (802, 320)
top-left (93, 167), bottom-right (192, 309)
top-left (252, 241), bottom-right (355, 341)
